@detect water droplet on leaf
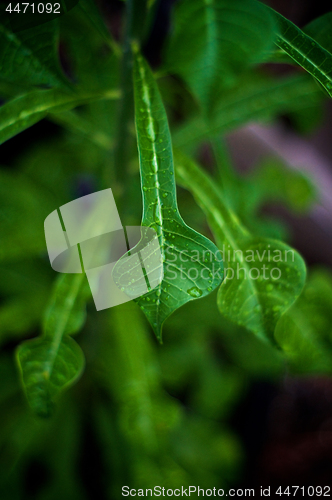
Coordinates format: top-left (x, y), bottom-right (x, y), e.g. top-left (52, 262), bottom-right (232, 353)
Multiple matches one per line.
top-left (187, 287), bottom-right (203, 298)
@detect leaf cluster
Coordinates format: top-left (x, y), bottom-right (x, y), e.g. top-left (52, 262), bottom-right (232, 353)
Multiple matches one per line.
top-left (1, 0), bottom-right (332, 495)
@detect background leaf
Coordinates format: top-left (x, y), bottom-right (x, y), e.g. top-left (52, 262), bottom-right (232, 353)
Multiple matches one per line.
top-left (165, 0), bottom-right (276, 110)
top-left (0, 87), bottom-right (119, 146)
top-left (0, 19), bottom-right (69, 88)
top-left (16, 274), bottom-right (90, 417)
top-left (16, 335), bottom-right (84, 417)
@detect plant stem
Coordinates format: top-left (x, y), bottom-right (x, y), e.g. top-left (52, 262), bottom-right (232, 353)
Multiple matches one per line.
top-left (210, 136), bottom-right (237, 208)
top-left (114, 0), bottom-right (148, 193)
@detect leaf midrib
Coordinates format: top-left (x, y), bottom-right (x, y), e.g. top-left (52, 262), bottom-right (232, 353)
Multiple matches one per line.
top-left (138, 60), bottom-right (166, 264)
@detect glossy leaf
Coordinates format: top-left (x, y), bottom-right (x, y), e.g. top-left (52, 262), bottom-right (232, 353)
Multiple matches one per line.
top-left (0, 19), bottom-right (68, 88)
top-left (175, 152), bottom-right (306, 344)
top-left (0, 87), bottom-right (120, 146)
top-left (16, 274), bottom-right (89, 417)
top-left (269, 7), bottom-right (332, 97)
top-left (165, 0), bottom-right (275, 110)
top-left (131, 50), bottom-right (224, 341)
top-left (173, 74), bottom-right (322, 149)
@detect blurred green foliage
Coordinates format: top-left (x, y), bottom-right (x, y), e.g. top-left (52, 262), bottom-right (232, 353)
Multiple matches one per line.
top-left (1, 0), bottom-right (332, 497)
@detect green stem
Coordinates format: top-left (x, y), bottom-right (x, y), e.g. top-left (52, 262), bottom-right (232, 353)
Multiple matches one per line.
top-left (114, 0), bottom-right (148, 193)
top-left (211, 137), bottom-right (235, 185)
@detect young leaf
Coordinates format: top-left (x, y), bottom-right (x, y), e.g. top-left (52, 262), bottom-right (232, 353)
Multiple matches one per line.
top-left (0, 87), bottom-right (120, 146)
top-left (269, 8), bottom-right (332, 98)
top-left (175, 151), bottom-right (306, 344)
top-left (165, 0), bottom-right (275, 110)
top-left (131, 50), bottom-right (224, 341)
top-left (0, 19), bottom-right (69, 88)
top-left (16, 274), bottom-right (89, 417)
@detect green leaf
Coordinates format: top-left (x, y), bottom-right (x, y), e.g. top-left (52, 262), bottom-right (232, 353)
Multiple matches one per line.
top-left (16, 274), bottom-right (90, 417)
top-left (175, 151), bottom-right (306, 344)
top-left (16, 336), bottom-right (84, 417)
top-left (0, 87), bottom-right (120, 146)
top-left (173, 74), bottom-right (322, 149)
top-left (129, 50), bottom-right (224, 341)
top-left (165, 0), bottom-right (276, 110)
top-left (269, 7), bottom-right (332, 97)
top-left (0, 19), bottom-right (69, 88)
top-left (304, 12), bottom-right (332, 54)
top-left (275, 268), bottom-right (332, 373)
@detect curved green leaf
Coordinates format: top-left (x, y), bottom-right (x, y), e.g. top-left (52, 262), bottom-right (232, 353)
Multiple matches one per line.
top-left (165, 0), bottom-right (275, 109)
top-left (0, 87), bottom-right (120, 146)
top-left (131, 50), bottom-right (224, 341)
top-left (175, 151), bottom-right (306, 344)
top-left (0, 20), bottom-right (68, 88)
top-left (16, 274), bottom-right (90, 417)
top-left (269, 7), bottom-right (332, 97)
